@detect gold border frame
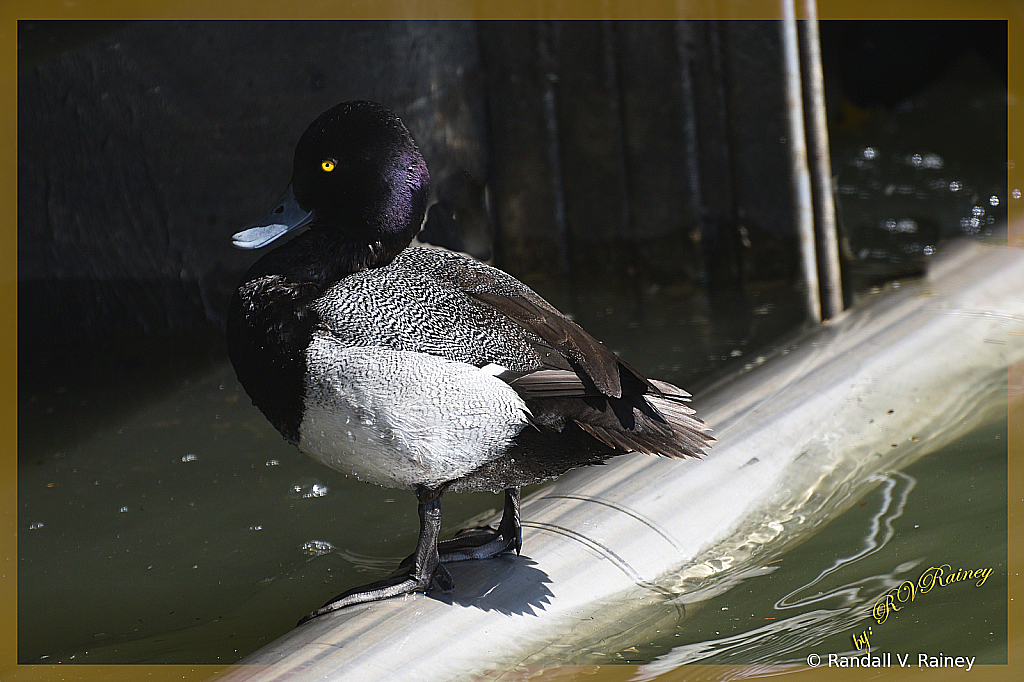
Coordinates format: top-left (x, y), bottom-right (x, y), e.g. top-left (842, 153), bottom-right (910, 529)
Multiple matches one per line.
top-left (3, 1), bottom-right (1019, 680)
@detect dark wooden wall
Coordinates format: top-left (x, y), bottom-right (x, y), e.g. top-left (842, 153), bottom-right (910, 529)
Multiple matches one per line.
top-left (479, 20), bottom-right (799, 286)
top-left (18, 20), bottom-right (801, 396)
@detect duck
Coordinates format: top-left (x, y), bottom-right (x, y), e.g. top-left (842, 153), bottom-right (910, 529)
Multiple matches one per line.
top-left (226, 101), bottom-right (712, 625)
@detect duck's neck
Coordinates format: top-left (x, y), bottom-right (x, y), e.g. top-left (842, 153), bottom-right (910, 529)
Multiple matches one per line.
top-left (298, 227), bottom-right (414, 282)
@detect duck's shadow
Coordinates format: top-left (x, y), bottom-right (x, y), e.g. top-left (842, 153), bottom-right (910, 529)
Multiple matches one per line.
top-left (437, 554), bottom-right (553, 616)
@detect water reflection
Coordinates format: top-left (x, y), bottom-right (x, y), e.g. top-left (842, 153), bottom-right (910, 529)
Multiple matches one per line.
top-left (637, 473), bottom-right (920, 671)
top-left (774, 472), bottom-right (917, 611)
top-left (835, 142), bottom-right (1002, 271)
top-left (626, 414), bottom-right (1007, 676)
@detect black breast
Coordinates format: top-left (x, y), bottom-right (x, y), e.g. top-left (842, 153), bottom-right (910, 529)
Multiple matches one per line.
top-left (227, 272), bottom-right (324, 443)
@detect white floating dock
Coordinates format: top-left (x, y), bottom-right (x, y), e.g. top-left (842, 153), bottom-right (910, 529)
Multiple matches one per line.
top-left (212, 238), bottom-right (1023, 681)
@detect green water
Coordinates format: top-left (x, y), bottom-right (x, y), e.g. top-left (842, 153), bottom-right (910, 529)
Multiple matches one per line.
top-left (17, 279), bottom-right (806, 664)
top-left (621, 414), bottom-right (1009, 674)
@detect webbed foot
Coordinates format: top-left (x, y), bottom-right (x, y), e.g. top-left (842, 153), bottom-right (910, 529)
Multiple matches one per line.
top-left (297, 558), bottom-right (452, 625)
top-left (433, 488), bottom-right (522, 562)
top-left (298, 487), bottom-right (450, 625)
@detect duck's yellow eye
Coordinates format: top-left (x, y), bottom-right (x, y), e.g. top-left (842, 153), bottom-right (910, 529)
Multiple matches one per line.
top-left (321, 159), bottom-right (336, 172)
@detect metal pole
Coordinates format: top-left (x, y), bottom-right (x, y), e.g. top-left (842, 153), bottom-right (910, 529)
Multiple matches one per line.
top-left (781, 0), bottom-right (822, 322)
top-left (799, 0), bottom-right (844, 319)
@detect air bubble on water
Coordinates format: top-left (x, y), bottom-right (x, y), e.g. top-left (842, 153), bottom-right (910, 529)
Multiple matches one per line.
top-left (882, 219), bottom-right (917, 234)
top-left (181, 454), bottom-right (198, 463)
top-left (302, 540), bottom-right (336, 557)
top-left (989, 195), bottom-right (999, 207)
top-left (289, 478), bottom-right (329, 499)
top-left (961, 216), bottom-right (982, 235)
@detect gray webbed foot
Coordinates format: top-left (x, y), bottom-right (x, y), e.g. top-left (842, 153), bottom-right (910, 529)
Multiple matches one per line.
top-left (298, 487), bottom-right (450, 625)
top-left (431, 488), bottom-right (522, 563)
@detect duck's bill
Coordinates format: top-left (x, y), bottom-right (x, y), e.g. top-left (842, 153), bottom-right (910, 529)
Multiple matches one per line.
top-left (231, 185), bottom-right (314, 249)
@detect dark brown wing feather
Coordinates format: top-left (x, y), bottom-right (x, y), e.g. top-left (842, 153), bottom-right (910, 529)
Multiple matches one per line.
top-left (468, 291), bottom-right (650, 398)
top-left (467, 290), bottom-right (712, 461)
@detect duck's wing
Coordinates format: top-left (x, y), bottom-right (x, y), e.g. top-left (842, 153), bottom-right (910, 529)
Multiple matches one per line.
top-left (467, 291), bottom-right (647, 399)
top-left (466, 289), bottom-right (711, 461)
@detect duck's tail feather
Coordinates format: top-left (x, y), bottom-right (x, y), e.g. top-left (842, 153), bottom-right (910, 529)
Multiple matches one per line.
top-left (575, 379), bottom-right (713, 460)
top-left (508, 370), bottom-right (713, 460)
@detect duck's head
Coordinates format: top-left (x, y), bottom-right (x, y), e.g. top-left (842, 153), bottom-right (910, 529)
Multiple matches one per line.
top-left (232, 101), bottom-right (431, 260)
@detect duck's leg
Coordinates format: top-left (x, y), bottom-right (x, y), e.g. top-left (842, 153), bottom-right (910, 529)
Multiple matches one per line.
top-left (298, 486), bottom-right (453, 625)
top-left (436, 487), bottom-right (522, 562)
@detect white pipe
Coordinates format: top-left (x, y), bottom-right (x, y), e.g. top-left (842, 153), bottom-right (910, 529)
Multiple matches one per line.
top-left (214, 238), bottom-right (1023, 680)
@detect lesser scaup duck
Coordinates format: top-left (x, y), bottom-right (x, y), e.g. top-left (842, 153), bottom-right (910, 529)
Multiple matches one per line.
top-left (227, 101), bottom-right (712, 624)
